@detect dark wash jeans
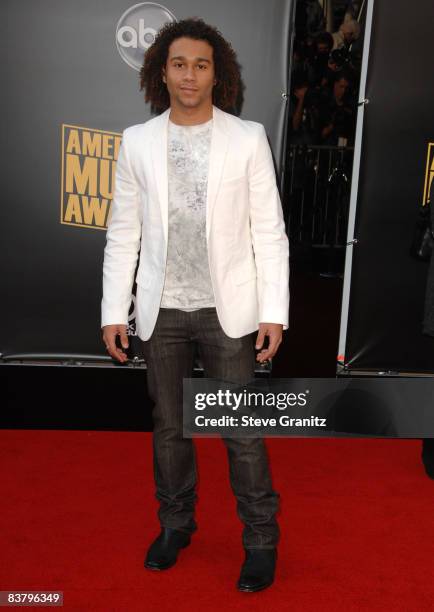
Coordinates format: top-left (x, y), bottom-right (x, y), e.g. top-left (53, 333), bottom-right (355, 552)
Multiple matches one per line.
top-left (142, 307), bottom-right (280, 550)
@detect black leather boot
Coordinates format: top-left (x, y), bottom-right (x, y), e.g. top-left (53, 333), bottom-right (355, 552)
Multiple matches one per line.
top-left (144, 527), bottom-right (191, 570)
top-left (236, 548), bottom-right (277, 592)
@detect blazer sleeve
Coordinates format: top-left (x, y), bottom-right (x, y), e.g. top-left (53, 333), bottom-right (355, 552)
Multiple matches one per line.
top-left (101, 128), bottom-right (142, 328)
top-left (248, 124), bottom-right (290, 330)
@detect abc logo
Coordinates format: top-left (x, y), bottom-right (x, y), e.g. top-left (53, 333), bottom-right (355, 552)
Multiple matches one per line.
top-left (116, 2), bottom-right (177, 71)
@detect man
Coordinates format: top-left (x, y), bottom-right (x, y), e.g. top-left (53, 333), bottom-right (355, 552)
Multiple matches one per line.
top-left (308, 31), bottom-right (334, 87)
top-left (289, 71), bottom-right (321, 145)
top-left (332, 17), bottom-right (361, 51)
top-left (101, 18), bottom-right (289, 592)
top-left (319, 72), bottom-right (355, 146)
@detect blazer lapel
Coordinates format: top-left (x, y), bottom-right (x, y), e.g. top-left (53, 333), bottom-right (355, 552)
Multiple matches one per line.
top-left (206, 105), bottom-right (229, 242)
top-left (150, 108), bottom-right (170, 248)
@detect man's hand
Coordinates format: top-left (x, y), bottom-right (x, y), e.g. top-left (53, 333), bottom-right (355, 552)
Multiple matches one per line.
top-left (294, 85), bottom-right (308, 101)
top-left (255, 323), bottom-right (283, 363)
top-left (102, 324), bottom-right (129, 363)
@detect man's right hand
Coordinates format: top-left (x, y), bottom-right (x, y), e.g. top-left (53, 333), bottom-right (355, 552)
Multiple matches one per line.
top-left (102, 324), bottom-right (129, 363)
top-left (294, 85), bottom-right (308, 101)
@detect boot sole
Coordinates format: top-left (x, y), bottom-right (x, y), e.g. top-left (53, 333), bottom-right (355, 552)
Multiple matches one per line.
top-left (237, 578), bottom-right (274, 593)
top-left (144, 538), bottom-right (191, 570)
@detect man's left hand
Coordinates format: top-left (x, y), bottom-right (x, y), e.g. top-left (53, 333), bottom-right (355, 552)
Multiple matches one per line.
top-left (255, 322), bottom-right (283, 363)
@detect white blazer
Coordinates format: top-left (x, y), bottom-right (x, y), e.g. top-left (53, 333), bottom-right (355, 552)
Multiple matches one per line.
top-left (101, 105), bottom-right (289, 340)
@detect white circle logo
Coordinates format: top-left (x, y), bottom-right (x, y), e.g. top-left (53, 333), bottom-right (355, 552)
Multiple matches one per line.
top-left (116, 2), bottom-right (177, 71)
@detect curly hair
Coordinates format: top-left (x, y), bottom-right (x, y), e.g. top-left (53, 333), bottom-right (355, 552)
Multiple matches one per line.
top-left (139, 17), bottom-right (243, 115)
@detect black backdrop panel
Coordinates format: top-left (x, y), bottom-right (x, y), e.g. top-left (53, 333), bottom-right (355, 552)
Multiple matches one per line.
top-left (2, 0), bottom-right (292, 361)
top-left (345, 0), bottom-right (434, 372)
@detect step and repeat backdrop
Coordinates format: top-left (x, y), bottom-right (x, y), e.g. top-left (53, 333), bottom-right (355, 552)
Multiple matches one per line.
top-left (341, 0), bottom-right (434, 374)
top-left (2, 0), bottom-right (293, 363)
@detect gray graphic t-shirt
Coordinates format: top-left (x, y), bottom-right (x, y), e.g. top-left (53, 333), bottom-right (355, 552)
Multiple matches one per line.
top-left (160, 118), bottom-right (216, 311)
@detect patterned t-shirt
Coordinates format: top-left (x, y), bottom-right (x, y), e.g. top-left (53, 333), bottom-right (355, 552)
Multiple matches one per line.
top-left (160, 118), bottom-right (216, 311)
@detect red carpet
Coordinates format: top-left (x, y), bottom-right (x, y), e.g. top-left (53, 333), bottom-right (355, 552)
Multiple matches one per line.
top-left (1, 431), bottom-right (433, 611)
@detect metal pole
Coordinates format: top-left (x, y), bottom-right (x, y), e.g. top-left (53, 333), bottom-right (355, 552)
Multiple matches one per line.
top-left (337, 0), bottom-right (375, 365)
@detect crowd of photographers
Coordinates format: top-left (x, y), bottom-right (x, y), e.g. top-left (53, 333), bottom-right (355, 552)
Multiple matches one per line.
top-left (289, 0), bottom-right (363, 147)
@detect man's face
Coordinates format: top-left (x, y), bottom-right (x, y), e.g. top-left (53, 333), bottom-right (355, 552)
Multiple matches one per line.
top-left (334, 78), bottom-right (349, 100)
top-left (162, 36), bottom-right (215, 110)
top-left (317, 43), bottom-right (329, 55)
